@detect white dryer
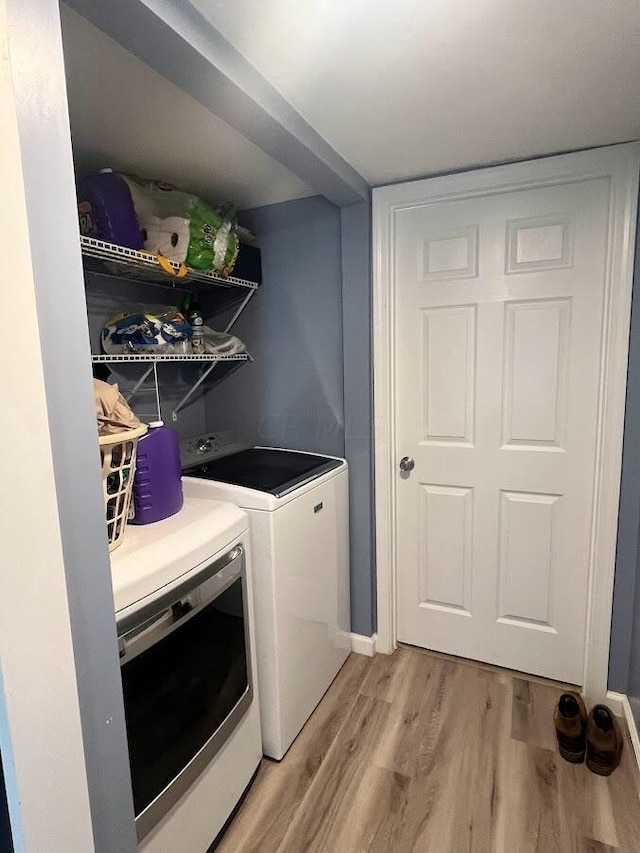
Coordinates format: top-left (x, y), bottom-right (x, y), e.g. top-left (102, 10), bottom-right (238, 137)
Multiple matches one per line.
top-left (181, 434), bottom-right (351, 760)
top-left (110, 495), bottom-right (262, 851)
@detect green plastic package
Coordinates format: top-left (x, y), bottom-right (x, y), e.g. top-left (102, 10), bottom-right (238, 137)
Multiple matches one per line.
top-left (121, 174), bottom-right (239, 274)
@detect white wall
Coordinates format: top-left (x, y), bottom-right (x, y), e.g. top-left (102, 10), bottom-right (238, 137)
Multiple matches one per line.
top-left (0, 2), bottom-right (94, 848)
top-left (0, 1), bottom-right (137, 849)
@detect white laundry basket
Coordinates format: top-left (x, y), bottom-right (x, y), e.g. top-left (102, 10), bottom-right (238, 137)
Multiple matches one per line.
top-left (99, 424), bottom-right (148, 551)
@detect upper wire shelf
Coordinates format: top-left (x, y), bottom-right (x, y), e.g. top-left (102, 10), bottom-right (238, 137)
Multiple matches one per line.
top-left (80, 236), bottom-right (259, 291)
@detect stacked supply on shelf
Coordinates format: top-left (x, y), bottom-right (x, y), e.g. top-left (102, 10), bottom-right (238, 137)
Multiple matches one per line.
top-left (101, 303), bottom-right (247, 357)
top-left (101, 305), bottom-right (192, 355)
top-left (78, 175), bottom-right (258, 421)
top-left (77, 169), bottom-right (239, 276)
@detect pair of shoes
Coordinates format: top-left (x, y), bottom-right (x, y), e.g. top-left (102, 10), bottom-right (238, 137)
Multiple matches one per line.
top-left (554, 692), bottom-right (623, 776)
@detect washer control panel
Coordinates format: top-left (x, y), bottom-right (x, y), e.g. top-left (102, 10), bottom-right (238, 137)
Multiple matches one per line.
top-left (180, 430), bottom-right (250, 468)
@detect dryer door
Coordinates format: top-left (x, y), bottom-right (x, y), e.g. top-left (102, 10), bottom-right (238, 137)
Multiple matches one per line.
top-left (118, 546), bottom-right (253, 841)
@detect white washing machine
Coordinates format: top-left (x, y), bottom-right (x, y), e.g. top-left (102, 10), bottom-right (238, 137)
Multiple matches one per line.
top-left (181, 433), bottom-right (351, 760)
top-left (110, 495), bottom-right (262, 851)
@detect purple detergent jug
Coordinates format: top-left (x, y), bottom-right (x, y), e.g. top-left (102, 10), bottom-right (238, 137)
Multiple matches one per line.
top-left (129, 421), bottom-right (183, 525)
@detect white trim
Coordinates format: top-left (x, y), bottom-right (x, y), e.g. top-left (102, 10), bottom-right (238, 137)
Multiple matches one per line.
top-left (350, 633), bottom-right (377, 657)
top-left (373, 184), bottom-right (397, 655)
top-left (581, 147), bottom-right (640, 699)
top-left (621, 695), bottom-right (640, 792)
top-left (605, 690), bottom-right (626, 717)
top-left (608, 691), bottom-right (640, 795)
top-left (372, 145), bottom-right (640, 697)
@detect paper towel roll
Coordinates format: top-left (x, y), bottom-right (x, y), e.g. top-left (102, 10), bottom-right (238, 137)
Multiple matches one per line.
top-left (142, 215), bottom-right (190, 264)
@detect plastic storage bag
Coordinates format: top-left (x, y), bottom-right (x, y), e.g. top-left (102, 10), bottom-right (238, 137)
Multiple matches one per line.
top-left (202, 327), bottom-right (247, 356)
top-left (121, 175), bottom-right (239, 274)
top-left (101, 306), bottom-right (193, 355)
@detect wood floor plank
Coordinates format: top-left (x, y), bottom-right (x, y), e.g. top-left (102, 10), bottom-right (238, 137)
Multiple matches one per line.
top-left (304, 762), bottom-right (411, 853)
top-left (512, 677), bottom-right (565, 751)
top-left (216, 653), bottom-right (370, 853)
top-left (278, 693), bottom-right (392, 853)
top-left (580, 840), bottom-right (619, 852)
top-left (501, 739), bottom-right (624, 853)
top-left (371, 650), bottom-right (457, 779)
top-left (570, 771), bottom-right (619, 849)
top-left (501, 742), bottom-right (581, 853)
top-left (366, 768), bottom-right (413, 853)
top-left (602, 734), bottom-right (640, 853)
top-left (359, 646), bottom-right (414, 704)
top-left (390, 661), bottom-right (512, 852)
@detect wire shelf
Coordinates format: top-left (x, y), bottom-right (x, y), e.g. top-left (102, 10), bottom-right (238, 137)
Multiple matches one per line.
top-left (91, 353), bottom-right (251, 364)
top-left (80, 236), bottom-right (259, 291)
top-left (82, 236), bottom-right (256, 419)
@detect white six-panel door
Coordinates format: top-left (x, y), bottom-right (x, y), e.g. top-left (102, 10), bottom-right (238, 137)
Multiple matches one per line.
top-left (377, 148), bottom-right (640, 684)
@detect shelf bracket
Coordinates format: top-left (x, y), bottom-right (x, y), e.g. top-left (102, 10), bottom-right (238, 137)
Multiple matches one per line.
top-left (224, 288), bottom-right (256, 333)
top-left (123, 364), bottom-right (155, 403)
top-left (171, 360), bottom-right (220, 422)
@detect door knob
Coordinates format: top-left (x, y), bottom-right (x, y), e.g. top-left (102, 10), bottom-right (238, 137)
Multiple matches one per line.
top-left (399, 456), bottom-right (415, 472)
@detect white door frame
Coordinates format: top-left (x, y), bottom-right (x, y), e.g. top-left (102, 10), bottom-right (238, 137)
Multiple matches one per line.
top-left (372, 144), bottom-right (640, 699)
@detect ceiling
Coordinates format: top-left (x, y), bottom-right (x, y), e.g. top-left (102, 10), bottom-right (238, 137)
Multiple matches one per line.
top-left (60, 4), bottom-right (314, 211)
top-left (191, 0), bottom-right (640, 185)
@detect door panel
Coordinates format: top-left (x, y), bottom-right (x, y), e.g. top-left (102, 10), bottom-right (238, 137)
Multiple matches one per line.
top-left (395, 177), bottom-right (611, 682)
top-left (420, 305), bottom-right (476, 445)
top-left (418, 483), bottom-right (473, 614)
top-left (502, 299), bottom-right (570, 448)
top-left (497, 489), bottom-right (559, 627)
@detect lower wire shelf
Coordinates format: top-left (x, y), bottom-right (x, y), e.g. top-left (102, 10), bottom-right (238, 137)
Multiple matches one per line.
top-left (92, 352), bottom-right (252, 420)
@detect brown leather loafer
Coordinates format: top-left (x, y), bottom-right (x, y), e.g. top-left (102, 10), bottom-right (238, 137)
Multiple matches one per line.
top-left (554, 692), bottom-right (588, 763)
top-left (586, 705), bottom-right (623, 776)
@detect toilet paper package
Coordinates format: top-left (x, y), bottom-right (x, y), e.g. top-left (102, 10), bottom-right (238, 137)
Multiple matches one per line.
top-left (120, 175), bottom-right (239, 274)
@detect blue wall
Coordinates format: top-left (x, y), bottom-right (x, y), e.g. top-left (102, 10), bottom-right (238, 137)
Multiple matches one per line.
top-left (204, 195), bottom-right (345, 455)
top-left (203, 195), bottom-right (376, 635)
top-left (609, 213), bottom-right (640, 729)
top-left (609, 220), bottom-right (640, 693)
top-left (341, 202), bottom-right (375, 636)
top-left (628, 570), bottom-right (640, 727)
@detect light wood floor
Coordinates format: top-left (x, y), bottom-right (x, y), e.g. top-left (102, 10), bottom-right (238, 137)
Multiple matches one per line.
top-left (217, 647), bottom-right (640, 852)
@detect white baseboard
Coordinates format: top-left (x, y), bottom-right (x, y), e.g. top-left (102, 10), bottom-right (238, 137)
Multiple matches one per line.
top-left (607, 690), bottom-right (640, 795)
top-left (605, 690), bottom-right (626, 716)
top-left (350, 633), bottom-right (377, 657)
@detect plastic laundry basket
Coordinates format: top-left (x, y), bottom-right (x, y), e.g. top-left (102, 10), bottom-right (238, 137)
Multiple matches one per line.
top-left (99, 424), bottom-right (148, 551)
